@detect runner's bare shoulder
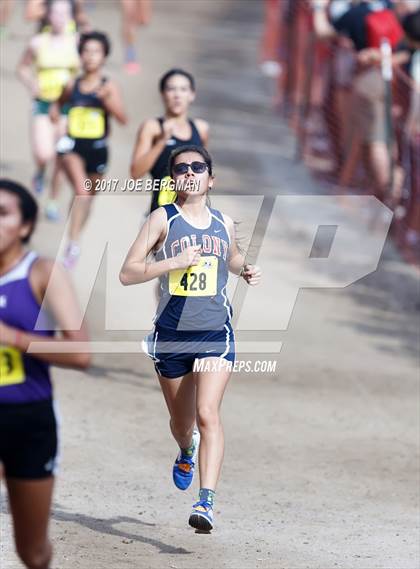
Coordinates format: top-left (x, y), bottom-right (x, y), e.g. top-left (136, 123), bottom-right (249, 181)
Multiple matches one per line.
top-left (29, 34), bottom-right (43, 53)
top-left (150, 205), bottom-right (168, 227)
top-left (150, 206), bottom-right (170, 246)
top-left (135, 118), bottom-right (162, 143)
top-left (195, 118), bottom-right (209, 132)
top-left (195, 118), bottom-right (210, 141)
top-left (221, 213), bottom-right (235, 241)
top-left (28, 257), bottom-right (62, 304)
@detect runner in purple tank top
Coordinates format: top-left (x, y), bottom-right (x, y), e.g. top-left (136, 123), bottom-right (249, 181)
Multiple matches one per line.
top-left (0, 179), bottom-right (90, 569)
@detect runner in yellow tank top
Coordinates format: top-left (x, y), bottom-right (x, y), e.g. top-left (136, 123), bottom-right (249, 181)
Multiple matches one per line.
top-left (17, 0), bottom-right (79, 220)
top-left (24, 0), bottom-right (90, 33)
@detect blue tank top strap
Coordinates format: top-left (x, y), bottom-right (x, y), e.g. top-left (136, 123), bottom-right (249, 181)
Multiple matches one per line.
top-left (71, 76), bottom-right (107, 104)
top-left (72, 77), bottom-right (79, 98)
top-left (209, 208), bottom-right (231, 244)
top-left (209, 207), bottom-right (223, 221)
top-left (189, 119), bottom-right (201, 142)
top-left (162, 203), bottom-right (179, 221)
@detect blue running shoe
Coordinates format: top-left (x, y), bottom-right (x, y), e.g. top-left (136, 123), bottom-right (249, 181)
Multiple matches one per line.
top-left (189, 500), bottom-right (214, 532)
top-left (32, 171), bottom-right (44, 194)
top-left (172, 429), bottom-right (200, 491)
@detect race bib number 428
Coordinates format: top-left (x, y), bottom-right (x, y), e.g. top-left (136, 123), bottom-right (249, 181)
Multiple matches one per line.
top-left (169, 256), bottom-right (218, 297)
top-left (0, 346), bottom-right (25, 387)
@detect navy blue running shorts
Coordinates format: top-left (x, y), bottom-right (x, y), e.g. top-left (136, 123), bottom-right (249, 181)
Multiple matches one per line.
top-left (143, 322), bottom-right (235, 379)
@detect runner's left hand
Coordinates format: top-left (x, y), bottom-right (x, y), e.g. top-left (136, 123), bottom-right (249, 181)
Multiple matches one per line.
top-left (241, 264), bottom-right (261, 286)
top-left (96, 83), bottom-right (110, 102)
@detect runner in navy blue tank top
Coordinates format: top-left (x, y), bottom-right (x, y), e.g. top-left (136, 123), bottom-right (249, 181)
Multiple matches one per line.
top-left (0, 179), bottom-right (90, 569)
top-left (120, 146), bottom-right (261, 532)
top-left (53, 31), bottom-right (127, 269)
top-left (130, 68), bottom-right (209, 213)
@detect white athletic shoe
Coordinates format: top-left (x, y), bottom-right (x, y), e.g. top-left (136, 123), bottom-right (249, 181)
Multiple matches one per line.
top-left (62, 241), bottom-right (81, 270)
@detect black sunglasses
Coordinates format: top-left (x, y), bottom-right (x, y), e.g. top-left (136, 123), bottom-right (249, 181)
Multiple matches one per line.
top-left (172, 161), bottom-right (208, 175)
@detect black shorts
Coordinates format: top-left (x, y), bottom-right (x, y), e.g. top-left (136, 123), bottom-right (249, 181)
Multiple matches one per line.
top-left (0, 399), bottom-right (59, 479)
top-left (57, 135), bottom-right (108, 175)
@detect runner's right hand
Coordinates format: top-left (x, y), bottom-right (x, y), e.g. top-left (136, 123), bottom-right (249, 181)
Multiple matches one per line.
top-left (174, 246), bottom-right (201, 269)
top-left (30, 80), bottom-right (40, 98)
top-left (159, 119), bottom-right (176, 142)
top-left (49, 102), bottom-right (60, 124)
top-left (96, 82), bottom-right (110, 102)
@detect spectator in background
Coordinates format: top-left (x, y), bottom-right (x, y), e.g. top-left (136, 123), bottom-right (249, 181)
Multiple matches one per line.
top-left (0, 0), bottom-right (14, 36)
top-left (401, 9), bottom-right (420, 246)
top-left (312, 1), bottom-right (356, 170)
top-left (394, 0), bottom-right (420, 19)
top-left (403, 10), bottom-right (420, 136)
top-left (312, 0), bottom-right (406, 203)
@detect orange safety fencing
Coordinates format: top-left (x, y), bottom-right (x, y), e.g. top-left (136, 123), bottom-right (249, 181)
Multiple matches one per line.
top-left (261, 0), bottom-right (420, 266)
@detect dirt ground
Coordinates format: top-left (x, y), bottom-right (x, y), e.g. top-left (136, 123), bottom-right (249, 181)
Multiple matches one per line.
top-left (0, 1), bottom-right (419, 568)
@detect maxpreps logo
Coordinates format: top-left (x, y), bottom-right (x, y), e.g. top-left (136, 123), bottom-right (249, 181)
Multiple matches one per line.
top-left (30, 195), bottom-right (393, 355)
